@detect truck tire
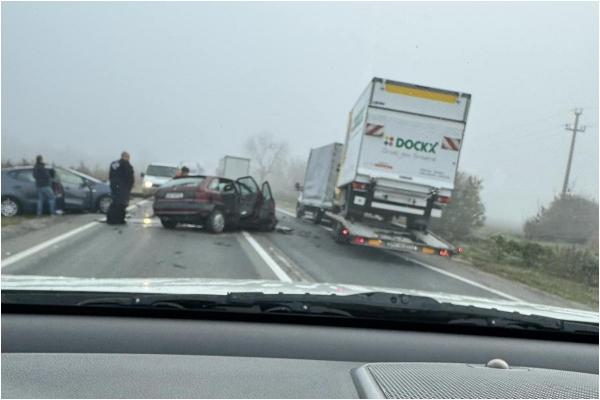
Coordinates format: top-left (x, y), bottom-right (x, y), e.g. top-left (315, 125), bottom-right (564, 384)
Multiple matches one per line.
top-left (313, 209), bottom-right (323, 224)
top-left (207, 209), bottom-right (226, 234)
top-left (296, 202), bottom-right (304, 218)
top-left (332, 221), bottom-right (348, 244)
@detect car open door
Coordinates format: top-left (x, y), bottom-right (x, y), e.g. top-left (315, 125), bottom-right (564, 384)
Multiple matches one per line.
top-left (235, 176), bottom-right (260, 219)
top-left (258, 181), bottom-right (276, 229)
top-left (55, 168), bottom-right (92, 210)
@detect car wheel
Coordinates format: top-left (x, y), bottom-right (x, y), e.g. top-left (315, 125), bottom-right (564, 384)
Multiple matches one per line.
top-left (1, 196), bottom-right (21, 217)
top-left (160, 218), bottom-right (177, 229)
top-left (97, 195), bottom-right (112, 214)
top-left (207, 209), bottom-right (226, 234)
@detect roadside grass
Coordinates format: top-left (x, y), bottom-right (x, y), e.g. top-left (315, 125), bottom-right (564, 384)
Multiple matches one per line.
top-left (1, 215), bottom-right (35, 227)
top-left (462, 237), bottom-right (598, 308)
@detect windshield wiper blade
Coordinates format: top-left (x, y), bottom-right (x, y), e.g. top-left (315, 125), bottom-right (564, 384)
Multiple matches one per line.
top-left (3, 290), bottom-right (596, 335)
top-left (224, 291), bottom-right (598, 334)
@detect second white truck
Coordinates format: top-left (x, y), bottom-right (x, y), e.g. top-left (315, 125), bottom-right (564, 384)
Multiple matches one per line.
top-left (217, 156), bottom-right (251, 180)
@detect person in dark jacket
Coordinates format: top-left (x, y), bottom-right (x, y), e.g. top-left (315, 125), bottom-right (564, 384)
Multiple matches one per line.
top-left (106, 151), bottom-right (134, 225)
top-left (32, 155), bottom-right (57, 216)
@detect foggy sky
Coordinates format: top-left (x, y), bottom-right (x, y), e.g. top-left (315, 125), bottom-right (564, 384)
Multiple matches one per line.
top-left (2, 2), bottom-right (598, 227)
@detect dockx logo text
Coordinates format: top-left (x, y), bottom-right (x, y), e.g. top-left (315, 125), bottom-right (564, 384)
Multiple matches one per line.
top-left (384, 136), bottom-right (438, 154)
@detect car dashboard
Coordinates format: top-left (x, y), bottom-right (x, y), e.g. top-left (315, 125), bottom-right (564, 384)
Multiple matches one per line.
top-left (2, 312), bottom-right (598, 398)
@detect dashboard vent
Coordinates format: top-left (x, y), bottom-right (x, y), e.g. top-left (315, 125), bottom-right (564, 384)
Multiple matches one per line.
top-left (352, 362), bottom-right (598, 399)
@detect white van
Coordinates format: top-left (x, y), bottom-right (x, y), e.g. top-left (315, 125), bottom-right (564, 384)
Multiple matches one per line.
top-left (141, 162), bottom-right (179, 195)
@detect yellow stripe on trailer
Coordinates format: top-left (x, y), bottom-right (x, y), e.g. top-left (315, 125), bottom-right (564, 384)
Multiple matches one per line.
top-left (384, 83), bottom-right (458, 104)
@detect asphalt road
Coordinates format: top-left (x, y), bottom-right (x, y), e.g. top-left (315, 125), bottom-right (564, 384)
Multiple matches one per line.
top-left (0, 199), bottom-right (583, 308)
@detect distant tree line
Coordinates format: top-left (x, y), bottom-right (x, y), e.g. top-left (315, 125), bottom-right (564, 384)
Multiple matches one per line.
top-left (524, 194), bottom-right (599, 245)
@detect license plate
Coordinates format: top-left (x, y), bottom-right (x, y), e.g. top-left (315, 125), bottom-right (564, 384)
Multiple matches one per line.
top-left (166, 192), bottom-right (184, 199)
top-left (387, 242), bottom-right (416, 251)
top-left (353, 196), bottom-right (366, 206)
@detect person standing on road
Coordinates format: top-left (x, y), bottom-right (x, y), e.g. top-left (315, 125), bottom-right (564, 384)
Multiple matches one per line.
top-left (33, 155), bottom-right (57, 217)
top-left (176, 166), bottom-right (190, 178)
top-left (106, 151), bottom-right (134, 225)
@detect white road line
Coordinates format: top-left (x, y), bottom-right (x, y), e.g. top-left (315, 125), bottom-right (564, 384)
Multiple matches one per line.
top-left (2, 198), bottom-right (152, 269)
top-left (1, 221), bottom-right (99, 269)
top-left (276, 208), bottom-right (296, 218)
top-left (127, 199), bottom-right (150, 211)
top-left (397, 255), bottom-right (523, 302)
top-left (241, 231), bottom-right (293, 283)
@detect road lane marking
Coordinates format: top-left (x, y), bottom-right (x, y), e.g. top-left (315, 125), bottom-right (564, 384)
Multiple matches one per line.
top-left (127, 199), bottom-right (150, 211)
top-left (1, 199), bottom-right (152, 269)
top-left (397, 255), bottom-right (523, 302)
top-left (276, 208), bottom-right (296, 218)
top-left (1, 221), bottom-right (99, 269)
top-left (241, 231), bottom-right (292, 282)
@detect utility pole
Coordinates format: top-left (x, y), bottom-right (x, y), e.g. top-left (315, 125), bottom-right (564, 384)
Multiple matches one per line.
top-left (562, 109), bottom-right (586, 196)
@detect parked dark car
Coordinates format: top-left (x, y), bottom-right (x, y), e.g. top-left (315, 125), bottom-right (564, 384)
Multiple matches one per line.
top-left (153, 175), bottom-right (276, 233)
top-left (1, 166), bottom-right (113, 217)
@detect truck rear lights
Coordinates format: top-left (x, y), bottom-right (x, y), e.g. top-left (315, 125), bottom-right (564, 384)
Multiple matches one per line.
top-left (439, 249), bottom-right (450, 257)
top-left (352, 182), bottom-right (369, 191)
top-left (352, 236), bottom-right (366, 245)
top-left (437, 195), bottom-right (451, 204)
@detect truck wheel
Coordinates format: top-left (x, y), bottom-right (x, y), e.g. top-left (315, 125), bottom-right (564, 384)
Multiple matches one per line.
top-left (313, 209), bottom-right (323, 224)
top-left (160, 218), bottom-right (177, 229)
top-left (332, 221), bottom-right (348, 244)
top-left (207, 209), bottom-right (226, 234)
top-left (296, 202), bottom-right (304, 218)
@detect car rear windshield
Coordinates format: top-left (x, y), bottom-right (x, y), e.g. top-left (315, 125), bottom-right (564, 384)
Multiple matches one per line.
top-left (146, 165), bottom-right (178, 177)
top-left (160, 177), bottom-right (206, 189)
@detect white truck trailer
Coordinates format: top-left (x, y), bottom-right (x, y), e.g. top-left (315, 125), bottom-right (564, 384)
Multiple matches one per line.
top-left (295, 143), bottom-right (344, 223)
top-left (295, 77), bottom-right (471, 257)
top-left (217, 156), bottom-right (251, 180)
top-left (337, 77), bottom-right (471, 231)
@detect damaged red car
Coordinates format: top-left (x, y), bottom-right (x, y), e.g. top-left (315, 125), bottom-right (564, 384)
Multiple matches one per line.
top-left (153, 175), bottom-right (276, 233)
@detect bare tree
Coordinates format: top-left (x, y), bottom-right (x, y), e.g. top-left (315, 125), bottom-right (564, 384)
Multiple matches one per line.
top-left (244, 132), bottom-right (289, 182)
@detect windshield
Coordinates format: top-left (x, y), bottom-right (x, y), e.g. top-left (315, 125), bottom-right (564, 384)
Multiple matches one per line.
top-left (1, 2), bottom-right (597, 331)
top-left (146, 165), bottom-right (178, 178)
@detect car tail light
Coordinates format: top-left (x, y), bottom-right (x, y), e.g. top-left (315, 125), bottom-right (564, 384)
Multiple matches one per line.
top-left (439, 249), bottom-right (450, 257)
top-left (437, 195), bottom-right (451, 204)
top-left (341, 227), bottom-right (350, 237)
top-left (352, 182), bottom-right (369, 191)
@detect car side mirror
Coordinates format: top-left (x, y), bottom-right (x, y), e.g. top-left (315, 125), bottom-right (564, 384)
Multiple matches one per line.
top-left (140, 172), bottom-right (145, 178)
